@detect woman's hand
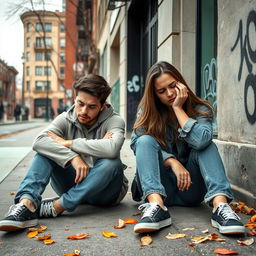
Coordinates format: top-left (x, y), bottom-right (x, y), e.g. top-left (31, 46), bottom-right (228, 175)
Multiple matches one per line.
top-left (172, 82), bottom-right (189, 109)
top-left (164, 158), bottom-right (192, 191)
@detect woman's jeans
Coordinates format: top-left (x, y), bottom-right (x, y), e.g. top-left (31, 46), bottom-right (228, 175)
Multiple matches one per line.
top-left (133, 135), bottom-right (233, 206)
top-left (15, 154), bottom-right (124, 211)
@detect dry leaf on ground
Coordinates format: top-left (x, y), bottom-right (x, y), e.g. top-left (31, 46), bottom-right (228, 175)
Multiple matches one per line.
top-left (113, 219), bottom-right (126, 229)
top-left (165, 233), bottom-right (186, 240)
top-left (247, 229), bottom-right (256, 236)
top-left (237, 237), bottom-right (254, 246)
top-left (182, 227), bottom-right (195, 231)
top-left (67, 233), bottom-right (90, 240)
top-left (132, 212), bottom-right (141, 216)
top-left (140, 235), bottom-right (152, 246)
top-left (191, 233), bottom-right (225, 244)
top-left (230, 202), bottom-right (256, 215)
top-left (102, 231), bottom-right (117, 238)
top-left (213, 248), bottom-right (238, 255)
top-left (249, 215), bottom-right (256, 223)
top-left (36, 234), bottom-right (51, 240)
top-left (124, 218), bottom-right (138, 224)
top-left (64, 250), bottom-right (81, 256)
top-left (245, 223), bottom-right (256, 230)
top-left (27, 231), bottom-right (39, 238)
top-left (43, 239), bottom-right (55, 245)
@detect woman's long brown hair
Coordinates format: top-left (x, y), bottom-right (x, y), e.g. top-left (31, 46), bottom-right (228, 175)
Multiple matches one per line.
top-left (133, 61), bottom-right (213, 148)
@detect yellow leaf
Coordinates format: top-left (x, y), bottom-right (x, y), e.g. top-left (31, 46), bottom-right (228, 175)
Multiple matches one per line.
top-left (114, 219), bottom-right (126, 229)
top-left (237, 237), bottom-right (254, 246)
top-left (43, 239), bottom-right (55, 245)
top-left (124, 218), bottom-right (138, 224)
top-left (39, 224), bottom-right (47, 231)
top-left (165, 233), bottom-right (186, 240)
top-left (140, 235), bottom-right (152, 246)
top-left (67, 233), bottom-right (90, 240)
top-left (36, 234), bottom-right (51, 240)
top-left (27, 231), bottom-right (38, 238)
top-left (102, 232), bottom-right (117, 238)
top-left (182, 227), bottom-right (195, 231)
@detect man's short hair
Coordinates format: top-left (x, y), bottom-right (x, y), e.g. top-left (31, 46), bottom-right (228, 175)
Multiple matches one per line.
top-left (73, 74), bottom-right (111, 104)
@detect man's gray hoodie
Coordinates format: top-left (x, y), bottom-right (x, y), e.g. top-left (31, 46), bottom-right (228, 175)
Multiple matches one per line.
top-left (32, 103), bottom-right (128, 203)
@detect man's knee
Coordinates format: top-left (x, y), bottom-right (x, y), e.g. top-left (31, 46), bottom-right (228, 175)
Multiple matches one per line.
top-left (96, 158), bottom-right (123, 176)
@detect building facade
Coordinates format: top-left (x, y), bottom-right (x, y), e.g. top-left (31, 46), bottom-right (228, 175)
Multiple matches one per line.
top-left (0, 59), bottom-right (18, 121)
top-left (20, 10), bottom-right (66, 119)
top-left (89, 0), bottom-right (256, 207)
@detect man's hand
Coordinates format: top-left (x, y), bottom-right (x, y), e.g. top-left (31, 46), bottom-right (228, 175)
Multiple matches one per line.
top-left (70, 156), bottom-right (90, 183)
top-left (164, 158), bottom-right (192, 191)
top-left (48, 131), bottom-right (72, 148)
top-left (103, 131), bottom-right (113, 139)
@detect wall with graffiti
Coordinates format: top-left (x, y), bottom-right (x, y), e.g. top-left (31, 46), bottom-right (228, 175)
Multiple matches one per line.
top-left (217, 1), bottom-right (256, 144)
top-left (217, 0), bottom-right (256, 206)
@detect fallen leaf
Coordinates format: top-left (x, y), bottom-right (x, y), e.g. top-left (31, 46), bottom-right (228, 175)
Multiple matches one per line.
top-left (114, 219), bottom-right (126, 229)
top-left (64, 250), bottom-right (81, 256)
top-left (43, 239), bottom-right (55, 245)
top-left (165, 233), bottom-right (186, 239)
top-left (182, 227), bottom-right (195, 231)
top-left (67, 233), bottom-right (90, 240)
top-left (9, 192), bottom-right (15, 195)
top-left (36, 234), bottom-right (51, 240)
top-left (245, 223), bottom-right (256, 230)
top-left (249, 215), bottom-right (256, 223)
top-left (124, 218), bottom-right (138, 224)
top-left (132, 212), bottom-right (141, 216)
top-left (27, 231), bottom-right (39, 238)
top-left (213, 248), bottom-right (238, 255)
top-left (247, 229), bottom-right (256, 236)
top-left (201, 229), bottom-right (209, 233)
top-left (102, 232), bottom-right (117, 238)
top-left (140, 235), bottom-right (152, 246)
top-left (230, 202), bottom-right (256, 215)
top-left (237, 237), bottom-right (254, 246)
top-left (39, 225), bottom-right (47, 231)
top-left (191, 233), bottom-right (225, 244)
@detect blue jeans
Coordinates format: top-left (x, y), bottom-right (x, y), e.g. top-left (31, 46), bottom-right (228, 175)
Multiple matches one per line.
top-left (133, 135), bottom-right (233, 206)
top-left (15, 154), bottom-right (124, 211)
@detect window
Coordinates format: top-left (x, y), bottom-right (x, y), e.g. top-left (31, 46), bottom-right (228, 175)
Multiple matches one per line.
top-left (26, 66), bottom-right (30, 76)
top-left (45, 52), bottom-right (51, 60)
top-left (27, 23), bottom-right (31, 32)
top-left (36, 23), bottom-right (43, 32)
top-left (60, 67), bottom-right (65, 77)
top-left (35, 66), bottom-right (43, 76)
top-left (60, 52), bottom-right (65, 63)
top-left (45, 38), bottom-right (52, 47)
top-left (26, 81), bottom-right (30, 91)
top-left (35, 52), bottom-right (42, 61)
top-left (60, 38), bottom-right (65, 48)
top-left (35, 37), bottom-right (52, 48)
top-left (26, 52), bottom-right (30, 61)
top-left (35, 81), bottom-right (51, 91)
top-left (60, 23), bottom-right (65, 32)
top-left (45, 23), bottom-right (52, 32)
top-left (44, 66), bottom-right (51, 76)
top-left (26, 37), bottom-right (31, 47)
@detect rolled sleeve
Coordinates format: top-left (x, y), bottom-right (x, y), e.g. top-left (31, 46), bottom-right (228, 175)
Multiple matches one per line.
top-left (161, 149), bottom-right (176, 162)
top-left (178, 118), bottom-right (197, 138)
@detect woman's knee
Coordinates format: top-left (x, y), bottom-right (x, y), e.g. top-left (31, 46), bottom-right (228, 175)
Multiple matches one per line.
top-left (136, 135), bottom-right (159, 148)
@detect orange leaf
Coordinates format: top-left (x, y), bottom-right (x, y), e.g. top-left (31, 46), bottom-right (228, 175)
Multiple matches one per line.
top-left (67, 233), bottom-right (90, 240)
top-left (43, 239), bottom-right (55, 245)
top-left (64, 250), bottom-right (81, 256)
top-left (27, 231), bottom-right (38, 238)
top-left (36, 234), bottom-right (51, 240)
top-left (140, 235), bottom-right (152, 246)
top-left (237, 237), bottom-right (254, 246)
top-left (114, 219), bottom-right (126, 229)
top-left (249, 215), bottom-right (256, 223)
top-left (132, 212), bottom-right (141, 216)
top-left (165, 233), bottom-right (186, 240)
top-left (247, 229), bottom-right (256, 236)
top-left (124, 218), bottom-right (138, 224)
top-left (245, 223), bottom-right (256, 230)
top-left (213, 248), bottom-right (238, 255)
top-left (39, 224), bottom-right (47, 231)
top-left (102, 231), bottom-right (117, 238)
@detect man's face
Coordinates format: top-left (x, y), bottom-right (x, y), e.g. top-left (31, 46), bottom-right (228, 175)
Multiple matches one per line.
top-left (75, 91), bottom-right (104, 126)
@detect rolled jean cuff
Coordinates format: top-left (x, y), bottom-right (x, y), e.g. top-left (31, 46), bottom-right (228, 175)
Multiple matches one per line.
top-left (58, 196), bottom-right (68, 211)
top-left (143, 190), bottom-right (167, 202)
top-left (204, 192), bottom-right (233, 207)
top-left (19, 194), bottom-right (38, 208)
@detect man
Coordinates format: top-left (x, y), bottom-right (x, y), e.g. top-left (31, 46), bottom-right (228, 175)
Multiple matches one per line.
top-left (0, 74), bottom-right (128, 232)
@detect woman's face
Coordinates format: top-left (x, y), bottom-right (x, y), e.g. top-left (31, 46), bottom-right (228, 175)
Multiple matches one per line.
top-left (154, 73), bottom-right (177, 107)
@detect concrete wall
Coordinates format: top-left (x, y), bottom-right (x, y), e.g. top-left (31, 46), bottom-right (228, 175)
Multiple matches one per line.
top-left (217, 0), bottom-right (256, 206)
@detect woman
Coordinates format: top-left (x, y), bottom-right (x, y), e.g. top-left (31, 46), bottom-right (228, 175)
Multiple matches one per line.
top-left (130, 61), bottom-right (245, 235)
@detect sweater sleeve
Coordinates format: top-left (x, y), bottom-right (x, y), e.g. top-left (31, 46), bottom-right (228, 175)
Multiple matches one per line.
top-left (71, 115), bottom-right (125, 158)
top-left (32, 113), bottom-right (78, 167)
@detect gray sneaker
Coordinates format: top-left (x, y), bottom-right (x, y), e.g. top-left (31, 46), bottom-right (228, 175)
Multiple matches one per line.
top-left (0, 203), bottom-right (38, 232)
top-left (38, 197), bottom-right (59, 218)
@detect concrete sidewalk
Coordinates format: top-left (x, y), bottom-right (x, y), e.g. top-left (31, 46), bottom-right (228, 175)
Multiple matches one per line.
top-left (0, 140), bottom-right (255, 256)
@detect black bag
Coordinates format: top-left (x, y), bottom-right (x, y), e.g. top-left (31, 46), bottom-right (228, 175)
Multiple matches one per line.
top-left (131, 173), bottom-right (143, 202)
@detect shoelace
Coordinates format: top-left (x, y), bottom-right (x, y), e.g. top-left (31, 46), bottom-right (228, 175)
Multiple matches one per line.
top-left (40, 201), bottom-right (57, 217)
top-left (218, 203), bottom-right (240, 220)
top-left (138, 203), bottom-right (159, 219)
top-left (5, 203), bottom-right (25, 217)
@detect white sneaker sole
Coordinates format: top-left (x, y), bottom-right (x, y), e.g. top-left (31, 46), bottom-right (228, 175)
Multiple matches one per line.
top-left (134, 218), bottom-right (172, 233)
top-left (0, 219), bottom-right (38, 232)
top-left (211, 219), bottom-right (245, 234)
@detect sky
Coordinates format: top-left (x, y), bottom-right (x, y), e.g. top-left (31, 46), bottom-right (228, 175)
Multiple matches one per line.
top-left (0, 0), bottom-right (63, 87)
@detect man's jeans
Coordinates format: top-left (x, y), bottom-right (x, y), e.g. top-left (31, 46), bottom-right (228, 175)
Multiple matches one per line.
top-left (133, 135), bottom-right (233, 206)
top-left (15, 154), bottom-right (124, 211)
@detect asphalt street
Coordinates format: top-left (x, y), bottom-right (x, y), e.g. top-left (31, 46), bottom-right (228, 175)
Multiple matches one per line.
top-left (0, 122), bottom-right (255, 255)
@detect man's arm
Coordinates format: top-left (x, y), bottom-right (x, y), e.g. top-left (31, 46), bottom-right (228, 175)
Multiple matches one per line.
top-left (32, 113), bottom-right (79, 167)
